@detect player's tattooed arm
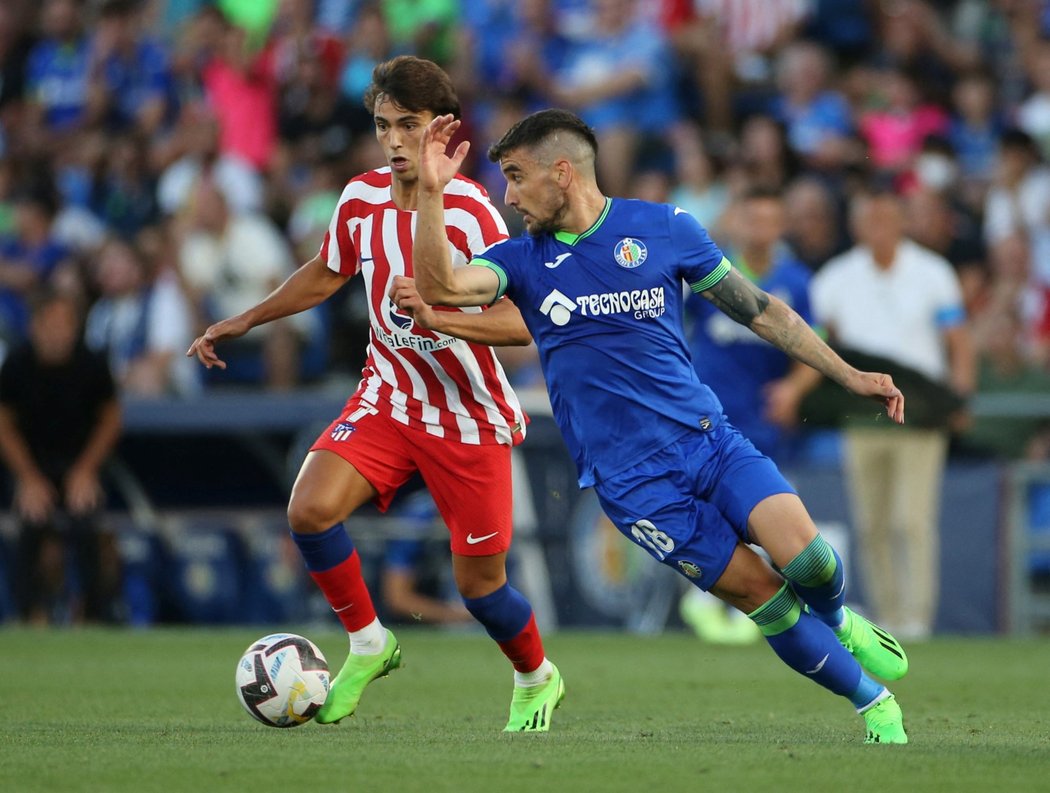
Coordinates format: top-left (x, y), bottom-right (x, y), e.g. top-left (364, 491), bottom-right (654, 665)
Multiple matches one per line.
top-left (702, 269), bottom-right (852, 386)
top-left (701, 268), bottom-right (769, 326)
top-left (702, 267), bottom-right (906, 423)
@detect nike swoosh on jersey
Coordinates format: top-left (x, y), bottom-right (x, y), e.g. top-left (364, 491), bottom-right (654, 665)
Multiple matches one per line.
top-left (465, 531), bottom-right (500, 545)
top-left (544, 252), bottom-right (573, 269)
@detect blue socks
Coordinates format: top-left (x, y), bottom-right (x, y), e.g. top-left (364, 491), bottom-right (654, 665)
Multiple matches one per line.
top-left (463, 581), bottom-right (532, 642)
top-left (290, 523), bottom-right (355, 572)
top-left (781, 535), bottom-right (845, 628)
top-left (750, 583), bottom-right (885, 709)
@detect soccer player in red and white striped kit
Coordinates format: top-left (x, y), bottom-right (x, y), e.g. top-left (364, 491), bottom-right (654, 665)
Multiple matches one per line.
top-left (188, 56), bottom-right (563, 732)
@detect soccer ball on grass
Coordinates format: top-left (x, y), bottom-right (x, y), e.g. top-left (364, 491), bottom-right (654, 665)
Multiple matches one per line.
top-left (235, 633), bottom-right (329, 727)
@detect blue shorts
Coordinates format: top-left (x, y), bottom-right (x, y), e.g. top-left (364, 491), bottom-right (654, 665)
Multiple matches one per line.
top-left (593, 422), bottom-right (795, 591)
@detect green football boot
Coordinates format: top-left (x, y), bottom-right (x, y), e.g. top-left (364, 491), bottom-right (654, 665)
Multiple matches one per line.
top-left (315, 630), bottom-right (402, 724)
top-left (863, 695), bottom-right (908, 744)
top-left (834, 607), bottom-right (909, 681)
top-left (503, 664), bottom-right (565, 733)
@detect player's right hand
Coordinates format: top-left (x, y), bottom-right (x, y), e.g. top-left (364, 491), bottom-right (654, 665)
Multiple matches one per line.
top-left (186, 316), bottom-right (251, 369)
top-left (847, 370), bottom-right (905, 425)
top-left (419, 114), bottom-right (470, 194)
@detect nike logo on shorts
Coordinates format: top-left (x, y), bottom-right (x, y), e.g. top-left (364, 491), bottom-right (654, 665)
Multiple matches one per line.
top-left (465, 531), bottom-right (499, 545)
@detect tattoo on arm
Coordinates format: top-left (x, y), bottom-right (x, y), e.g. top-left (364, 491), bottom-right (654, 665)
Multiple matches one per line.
top-left (702, 269), bottom-right (769, 326)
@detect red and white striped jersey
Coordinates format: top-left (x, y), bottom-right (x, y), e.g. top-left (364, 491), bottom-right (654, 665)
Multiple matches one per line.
top-left (319, 167), bottom-right (526, 446)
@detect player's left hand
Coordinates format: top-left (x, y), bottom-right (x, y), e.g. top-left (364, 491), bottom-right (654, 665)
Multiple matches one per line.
top-left (846, 370), bottom-right (905, 424)
top-left (419, 114), bottom-right (469, 194)
top-left (389, 275), bottom-right (441, 330)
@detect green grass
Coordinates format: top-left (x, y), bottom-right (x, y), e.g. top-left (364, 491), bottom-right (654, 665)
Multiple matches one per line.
top-left (2, 628), bottom-right (1049, 793)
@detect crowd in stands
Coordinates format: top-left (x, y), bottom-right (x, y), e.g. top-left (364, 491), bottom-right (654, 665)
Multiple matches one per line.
top-left (1, 0), bottom-right (1050, 459)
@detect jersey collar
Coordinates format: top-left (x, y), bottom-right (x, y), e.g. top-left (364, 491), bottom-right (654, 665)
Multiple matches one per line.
top-left (553, 197), bottom-right (612, 245)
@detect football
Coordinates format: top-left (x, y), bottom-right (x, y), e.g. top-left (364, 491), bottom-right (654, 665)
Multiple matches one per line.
top-left (235, 633), bottom-right (330, 727)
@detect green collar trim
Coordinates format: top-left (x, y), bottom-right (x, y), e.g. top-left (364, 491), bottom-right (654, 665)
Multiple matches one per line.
top-left (553, 197), bottom-right (611, 245)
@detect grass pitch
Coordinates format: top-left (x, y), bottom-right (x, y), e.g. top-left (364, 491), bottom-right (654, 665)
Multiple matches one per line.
top-left (1, 628), bottom-right (1048, 793)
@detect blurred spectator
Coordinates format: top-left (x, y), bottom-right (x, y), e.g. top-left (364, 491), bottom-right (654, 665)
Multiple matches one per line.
top-left (961, 306), bottom-right (1050, 461)
top-left (23, 0), bottom-right (93, 147)
top-left (337, 2), bottom-right (393, 135)
top-left (688, 187), bottom-right (817, 463)
top-left (156, 103), bottom-right (264, 217)
top-left (275, 45), bottom-right (355, 189)
top-left (0, 287), bottom-right (123, 624)
top-left (857, 65), bottom-right (949, 175)
top-left (782, 175), bottom-right (849, 271)
top-left (177, 181), bottom-right (317, 390)
top-left (733, 114), bottom-right (800, 192)
top-left (380, 0), bottom-right (460, 66)
top-left (88, 0), bottom-right (174, 136)
top-left (871, 0), bottom-right (978, 106)
top-left (0, 3), bottom-right (34, 153)
top-left (286, 154), bottom-right (343, 262)
top-left (199, 14), bottom-right (279, 170)
top-left (811, 189), bottom-right (975, 640)
top-left (668, 137), bottom-right (731, 238)
top-left (1017, 37), bottom-right (1050, 162)
top-left (983, 129), bottom-right (1050, 285)
top-left (88, 132), bottom-right (160, 240)
top-left (770, 40), bottom-right (855, 170)
top-left (0, 188), bottom-right (73, 353)
top-left (905, 184), bottom-right (987, 316)
top-left (266, 0), bottom-right (344, 90)
top-left (85, 235), bottom-right (198, 396)
top-left (549, 0), bottom-right (685, 197)
top-left (948, 69), bottom-right (1004, 189)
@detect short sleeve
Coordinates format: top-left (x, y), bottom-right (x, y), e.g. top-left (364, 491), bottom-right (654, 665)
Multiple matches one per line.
top-left (470, 238), bottom-right (515, 301)
top-left (319, 184), bottom-right (360, 277)
top-left (670, 207), bottom-right (730, 291)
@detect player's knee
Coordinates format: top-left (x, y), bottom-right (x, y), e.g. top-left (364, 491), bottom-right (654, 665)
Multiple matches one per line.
top-left (287, 496), bottom-right (341, 535)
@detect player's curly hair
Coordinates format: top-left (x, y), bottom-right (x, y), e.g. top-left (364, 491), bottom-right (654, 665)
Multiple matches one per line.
top-left (487, 109), bottom-right (599, 163)
top-left (362, 56), bottom-right (461, 119)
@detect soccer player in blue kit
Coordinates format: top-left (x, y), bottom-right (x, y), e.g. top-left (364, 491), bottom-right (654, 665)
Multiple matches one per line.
top-left (395, 109), bottom-right (910, 743)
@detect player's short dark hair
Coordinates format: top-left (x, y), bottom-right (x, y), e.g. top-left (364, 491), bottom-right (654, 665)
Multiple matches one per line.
top-left (487, 108), bottom-right (599, 163)
top-left (362, 55), bottom-right (460, 119)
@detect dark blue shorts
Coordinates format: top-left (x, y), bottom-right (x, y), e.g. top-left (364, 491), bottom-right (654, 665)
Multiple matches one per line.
top-left (593, 422), bottom-right (795, 591)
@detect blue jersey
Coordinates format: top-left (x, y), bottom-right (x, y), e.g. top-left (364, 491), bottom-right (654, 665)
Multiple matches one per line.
top-left (686, 252), bottom-right (813, 461)
top-left (474, 198), bottom-right (730, 487)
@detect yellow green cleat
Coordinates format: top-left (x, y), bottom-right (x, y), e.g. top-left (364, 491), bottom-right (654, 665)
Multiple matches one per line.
top-left (503, 664), bottom-right (565, 733)
top-left (863, 695), bottom-right (908, 744)
top-left (315, 630), bottom-right (402, 724)
top-left (834, 607), bottom-right (908, 681)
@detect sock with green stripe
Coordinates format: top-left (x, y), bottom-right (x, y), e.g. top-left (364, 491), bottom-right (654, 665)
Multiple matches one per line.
top-left (781, 535), bottom-right (845, 628)
top-left (749, 582), bottom-right (883, 707)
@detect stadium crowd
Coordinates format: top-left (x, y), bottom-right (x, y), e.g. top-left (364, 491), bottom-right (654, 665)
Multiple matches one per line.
top-left (0, 0), bottom-right (1047, 450)
top-left (2, 0), bottom-right (1050, 628)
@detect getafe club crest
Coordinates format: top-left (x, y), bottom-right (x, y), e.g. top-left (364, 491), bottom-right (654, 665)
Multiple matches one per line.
top-left (614, 237), bottom-right (647, 269)
top-left (678, 560), bottom-right (703, 579)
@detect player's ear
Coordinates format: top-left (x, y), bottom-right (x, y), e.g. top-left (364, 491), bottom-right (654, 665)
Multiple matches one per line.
top-left (554, 159), bottom-right (572, 187)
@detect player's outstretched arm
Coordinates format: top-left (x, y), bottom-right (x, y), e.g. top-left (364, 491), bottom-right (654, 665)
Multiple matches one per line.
top-left (389, 275), bottom-right (531, 345)
top-left (413, 115), bottom-right (499, 307)
top-left (187, 254), bottom-right (346, 369)
top-left (703, 269), bottom-right (905, 423)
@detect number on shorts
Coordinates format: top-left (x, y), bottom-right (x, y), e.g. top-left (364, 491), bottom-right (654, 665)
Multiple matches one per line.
top-left (630, 520), bottom-right (675, 560)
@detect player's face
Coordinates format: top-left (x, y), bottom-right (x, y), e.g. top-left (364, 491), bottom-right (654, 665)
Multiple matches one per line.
top-left (373, 97), bottom-right (435, 184)
top-left (500, 149), bottom-right (569, 236)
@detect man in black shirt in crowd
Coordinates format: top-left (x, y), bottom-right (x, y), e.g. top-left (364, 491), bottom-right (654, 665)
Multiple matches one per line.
top-left (0, 287), bottom-right (123, 624)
